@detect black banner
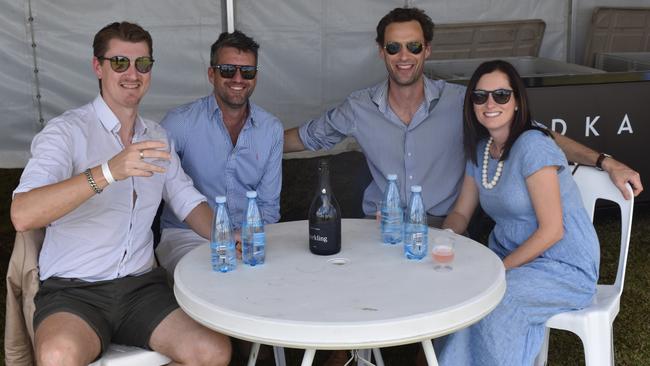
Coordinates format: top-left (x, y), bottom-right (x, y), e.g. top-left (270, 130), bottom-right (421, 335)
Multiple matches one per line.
top-left (528, 80), bottom-right (650, 203)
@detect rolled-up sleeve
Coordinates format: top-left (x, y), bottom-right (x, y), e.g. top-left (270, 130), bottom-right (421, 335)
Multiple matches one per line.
top-left (298, 98), bottom-right (356, 151)
top-left (162, 145), bottom-right (207, 222)
top-left (14, 119), bottom-right (74, 196)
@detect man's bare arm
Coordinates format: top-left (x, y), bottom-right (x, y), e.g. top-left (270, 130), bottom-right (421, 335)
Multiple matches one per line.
top-left (283, 127), bottom-right (306, 153)
top-left (11, 141), bottom-right (169, 231)
top-left (552, 131), bottom-right (643, 199)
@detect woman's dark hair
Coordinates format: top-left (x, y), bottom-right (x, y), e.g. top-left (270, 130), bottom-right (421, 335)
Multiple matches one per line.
top-left (463, 59), bottom-right (551, 165)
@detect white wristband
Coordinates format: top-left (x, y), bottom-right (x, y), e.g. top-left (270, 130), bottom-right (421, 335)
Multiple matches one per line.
top-left (101, 162), bottom-right (116, 184)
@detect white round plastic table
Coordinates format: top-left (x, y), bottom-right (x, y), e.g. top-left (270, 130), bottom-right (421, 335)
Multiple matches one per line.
top-left (174, 219), bottom-right (505, 366)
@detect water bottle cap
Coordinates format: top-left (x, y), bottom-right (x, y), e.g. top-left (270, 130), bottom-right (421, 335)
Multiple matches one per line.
top-left (387, 174), bottom-right (398, 181)
top-left (410, 185), bottom-right (422, 193)
top-left (214, 196), bottom-right (226, 204)
top-left (246, 191), bottom-right (258, 198)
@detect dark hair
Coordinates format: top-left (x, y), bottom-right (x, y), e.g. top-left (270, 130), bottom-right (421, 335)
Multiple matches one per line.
top-left (463, 59), bottom-right (551, 165)
top-left (376, 7), bottom-right (434, 46)
top-left (210, 30), bottom-right (259, 66)
top-left (93, 22), bottom-right (153, 58)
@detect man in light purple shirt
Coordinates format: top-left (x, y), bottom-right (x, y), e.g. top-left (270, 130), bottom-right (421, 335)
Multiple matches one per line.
top-left (11, 22), bottom-right (231, 365)
top-left (156, 31), bottom-right (283, 276)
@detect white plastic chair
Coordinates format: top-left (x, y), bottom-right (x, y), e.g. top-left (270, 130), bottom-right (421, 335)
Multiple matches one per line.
top-left (88, 344), bottom-right (171, 366)
top-left (534, 165), bottom-right (634, 366)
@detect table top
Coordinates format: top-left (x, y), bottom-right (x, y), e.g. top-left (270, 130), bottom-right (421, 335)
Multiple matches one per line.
top-left (174, 219), bottom-right (505, 349)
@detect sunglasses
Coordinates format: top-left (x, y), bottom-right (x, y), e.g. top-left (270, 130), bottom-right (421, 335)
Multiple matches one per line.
top-left (383, 41), bottom-right (424, 55)
top-left (212, 64), bottom-right (258, 80)
top-left (471, 89), bottom-right (514, 105)
top-left (98, 55), bottom-right (154, 73)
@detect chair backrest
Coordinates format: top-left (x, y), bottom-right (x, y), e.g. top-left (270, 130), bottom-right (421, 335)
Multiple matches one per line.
top-left (571, 165), bottom-right (634, 294)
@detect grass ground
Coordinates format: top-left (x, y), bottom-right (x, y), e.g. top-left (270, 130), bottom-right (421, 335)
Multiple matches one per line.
top-left (2, 167), bottom-right (649, 365)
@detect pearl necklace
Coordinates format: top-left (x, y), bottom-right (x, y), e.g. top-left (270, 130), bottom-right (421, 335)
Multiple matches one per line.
top-left (482, 137), bottom-right (504, 189)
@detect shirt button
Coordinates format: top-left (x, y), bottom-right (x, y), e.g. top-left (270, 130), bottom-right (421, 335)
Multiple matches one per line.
top-left (407, 152), bottom-right (412, 157)
top-left (409, 175), bottom-right (413, 180)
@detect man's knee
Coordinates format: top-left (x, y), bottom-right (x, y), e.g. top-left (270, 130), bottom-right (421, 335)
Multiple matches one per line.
top-left (36, 335), bottom-right (94, 366)
top-left (179, 331), bottom-right (232, 366)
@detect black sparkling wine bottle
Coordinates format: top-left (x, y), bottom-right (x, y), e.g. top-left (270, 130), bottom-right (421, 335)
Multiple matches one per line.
top-left (308, 159), bottom-right (342, 255)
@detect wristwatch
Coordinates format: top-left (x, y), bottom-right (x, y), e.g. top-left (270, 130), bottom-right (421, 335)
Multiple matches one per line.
top-left (596, 153), bottom-right (612, 171)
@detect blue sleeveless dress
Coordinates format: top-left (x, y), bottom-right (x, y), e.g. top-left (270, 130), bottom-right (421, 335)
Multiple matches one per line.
top-left (437, 130), bottom-right (599, 365)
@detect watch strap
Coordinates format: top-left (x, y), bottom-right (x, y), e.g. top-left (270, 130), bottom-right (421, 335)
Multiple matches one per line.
top-left (596, 153), bottom-right (611, 171)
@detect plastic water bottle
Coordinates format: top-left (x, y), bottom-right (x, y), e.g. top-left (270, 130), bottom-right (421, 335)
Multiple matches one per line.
top-left (404, 185), bottom-right (428, 260)
top-left (211, 196), bottom-right (236, 272)
top-left (242, 191), bottom-right (265, 266)
top-left (381, 174), bottom-right (403, 244)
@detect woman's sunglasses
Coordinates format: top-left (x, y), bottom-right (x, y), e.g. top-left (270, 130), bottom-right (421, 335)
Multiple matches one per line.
top-left (98, 56), bottom-right (154, 73)
top-left (383, 41), bottom-right (424, 55)
top-left (212, 64), bottom-right (258, 80)
top-left (471, 89), bottom-right (513, 105)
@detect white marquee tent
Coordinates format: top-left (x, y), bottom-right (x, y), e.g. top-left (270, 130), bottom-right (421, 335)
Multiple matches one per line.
top-left (1, 0), bottom-right (648, 168)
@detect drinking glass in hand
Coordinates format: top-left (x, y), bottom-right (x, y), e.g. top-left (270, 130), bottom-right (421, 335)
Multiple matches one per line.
top-left (146, 128), bottom-right (171, 166)
top-left (431, 234), bottom-right (455, 272)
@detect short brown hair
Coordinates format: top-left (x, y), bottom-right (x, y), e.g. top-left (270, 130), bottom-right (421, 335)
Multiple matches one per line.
top-left (376, 7), bottom-right (434, 46)
top-left (93, 21), bottom-right (153, 58)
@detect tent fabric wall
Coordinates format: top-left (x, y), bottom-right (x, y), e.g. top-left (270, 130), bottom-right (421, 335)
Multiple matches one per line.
top-left (1, 0), bottom-right (574, 168)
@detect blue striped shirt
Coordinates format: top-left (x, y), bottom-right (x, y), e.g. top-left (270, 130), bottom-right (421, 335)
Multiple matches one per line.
top-left (160, 95), bottom-right (283, 230)
top-left (299, 78), bottom-right (466, 216)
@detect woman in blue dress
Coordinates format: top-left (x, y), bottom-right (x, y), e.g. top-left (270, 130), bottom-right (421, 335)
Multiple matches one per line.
top-left (437, 60), bottom-right (600, 365)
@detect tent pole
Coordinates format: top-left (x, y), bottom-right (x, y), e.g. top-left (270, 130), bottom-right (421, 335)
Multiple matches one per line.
top-left (225, 0), bottom-right (235, 32)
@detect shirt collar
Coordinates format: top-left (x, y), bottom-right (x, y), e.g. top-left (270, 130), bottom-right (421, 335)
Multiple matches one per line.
top-left (371, 77), bottom-right (441, 113)
top-left (208, 94), bottom-right (258, 128)
top-left (92, 94), bottom-right (146, 136)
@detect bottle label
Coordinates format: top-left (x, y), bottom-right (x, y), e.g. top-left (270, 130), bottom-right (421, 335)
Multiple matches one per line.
top-left (253, 232), bottom-right (265, 245)
top-left (309, 221), bottom-right (340, 253)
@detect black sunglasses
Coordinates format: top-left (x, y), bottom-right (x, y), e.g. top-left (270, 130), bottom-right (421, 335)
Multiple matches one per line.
top-left (471, 89), bottom-right (514, 105)
top-left (384, 41), bottom-right (424, 55)
top-left (212, 64), bottom-right (258, 80)
top-left (98, 55), bottom-right (154, 73)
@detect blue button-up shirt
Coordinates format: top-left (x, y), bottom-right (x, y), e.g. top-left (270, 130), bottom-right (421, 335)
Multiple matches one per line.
top-left (160, 95), bottom-right (283, 230)
top-left (299, 78), bottom-right (466, 216)
top-left (14, 95), bottom-right (206, 281)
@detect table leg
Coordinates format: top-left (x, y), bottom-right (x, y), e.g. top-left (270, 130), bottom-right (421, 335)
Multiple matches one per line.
top-left (420, 340), bottom-right (439, 366)
top-left (301, 349), bottom-right (317, 366)
top-left (247, 342), bottom-right (261, 366)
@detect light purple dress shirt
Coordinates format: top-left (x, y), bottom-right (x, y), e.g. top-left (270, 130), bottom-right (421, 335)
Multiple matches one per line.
top-left (14, 95), bottom-right (206, 281)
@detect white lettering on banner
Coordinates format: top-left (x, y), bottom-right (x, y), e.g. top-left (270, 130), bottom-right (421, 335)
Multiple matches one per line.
top-left (585, 116), bottom-right (600, 137)
top-left (618, 114), bottom-right (634, 135)
top-left (551, 119), bottom-right (567, 135)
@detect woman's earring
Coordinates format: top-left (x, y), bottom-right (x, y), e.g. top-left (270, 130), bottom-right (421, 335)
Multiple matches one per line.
top-left (515, 106), bottom-right (519, 111)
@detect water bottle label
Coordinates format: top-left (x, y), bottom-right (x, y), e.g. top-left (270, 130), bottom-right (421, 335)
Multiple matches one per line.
top-left (253, 232), bottom-right (265, 245)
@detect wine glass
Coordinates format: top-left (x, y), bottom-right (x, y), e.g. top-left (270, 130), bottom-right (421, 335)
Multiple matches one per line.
top-left (431, 234), bottom-right (455, 272)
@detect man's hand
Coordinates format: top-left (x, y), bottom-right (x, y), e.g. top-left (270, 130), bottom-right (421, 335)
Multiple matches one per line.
top-left (107, 140), bottom-right (170, 180)
top-left (602, 157), bottom-right (643, 199)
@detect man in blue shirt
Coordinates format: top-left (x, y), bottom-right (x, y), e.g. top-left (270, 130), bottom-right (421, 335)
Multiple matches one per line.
top-left (283, 7), bottom-right (643, 229)
top-left (156, 31), bottom-right (283, 275)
